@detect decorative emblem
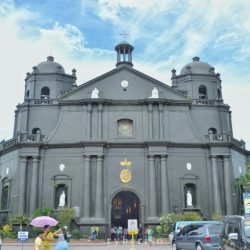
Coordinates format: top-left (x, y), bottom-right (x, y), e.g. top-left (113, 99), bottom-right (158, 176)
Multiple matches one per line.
top-left (59, 164), bottom-right (65, 171)
top-left (120, 169), bottom-right (132, 183)
top-left (120, 158), bottom-right (132, 167)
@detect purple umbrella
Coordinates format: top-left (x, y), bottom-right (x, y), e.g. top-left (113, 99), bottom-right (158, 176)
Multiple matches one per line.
top-left (30, 216), bottom-right (59, 227)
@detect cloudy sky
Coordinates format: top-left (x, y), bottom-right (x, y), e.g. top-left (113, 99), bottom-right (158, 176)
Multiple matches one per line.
top-left (0, 0), bottom-right (249, 149)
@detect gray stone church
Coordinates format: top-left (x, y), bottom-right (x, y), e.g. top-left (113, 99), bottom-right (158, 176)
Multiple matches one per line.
top-left (0, 41), bottom-right (249, 233)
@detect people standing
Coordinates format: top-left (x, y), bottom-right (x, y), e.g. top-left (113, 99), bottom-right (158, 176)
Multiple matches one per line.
top-left (110, 226), bottom-right (115, 241)
top-left (147, 225), bottom-right (153, 245)
top-left (43, 225), bottom-right (54, 250)
top-left (91, 225), bottom-right (97, 240)
top-left (138, 224), bottom-right (143, 242)
top-left (34, 232), bottom-right (43, 250)
top-left (54, 226), bottom-right (68, 250)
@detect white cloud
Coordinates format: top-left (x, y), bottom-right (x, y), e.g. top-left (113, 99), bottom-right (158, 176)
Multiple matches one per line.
top-left (0, 0), bottom-right (114, 141)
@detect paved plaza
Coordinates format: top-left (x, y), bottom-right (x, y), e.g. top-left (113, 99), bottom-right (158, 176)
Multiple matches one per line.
top-left (1, 240), bottom-right (172, 250)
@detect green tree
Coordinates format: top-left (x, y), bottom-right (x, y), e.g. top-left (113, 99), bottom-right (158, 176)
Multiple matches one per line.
top-left (160, 213), bottom-right (176, 236)
top-left (31, 207), bottom-right (54, 218)
top-left (10, 214), bottom-right (29, 231)
top-left (233, 163), bottom-right (250, 195)
top-left (56, 208), bottom-right (75, 227)
top-left (175, 211), bottom-right (202, 221)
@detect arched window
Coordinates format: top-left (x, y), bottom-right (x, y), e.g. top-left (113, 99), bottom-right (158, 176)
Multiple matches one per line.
top-left (1, 178), bottom-right (10, 211)
top-left (2, 186), bottom-right (9, 210)
top-left (26, 90), bottom-right (29, 99)
top-left (208, 128), bottom-right (217, 134)
top-left (117, 119), bottom-right (133, 137)
top-left (198, 85), bottom-right (207, 99)
top-left (41, 87), bottom-right (50, 99)
top-left (32, 128), bottom-right (41, 134)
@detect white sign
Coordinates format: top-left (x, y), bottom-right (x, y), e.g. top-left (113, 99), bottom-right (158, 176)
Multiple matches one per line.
top-left (18, 231), bottom-right (29, 241)
top-left (128, 219), bottom-right (138, 231)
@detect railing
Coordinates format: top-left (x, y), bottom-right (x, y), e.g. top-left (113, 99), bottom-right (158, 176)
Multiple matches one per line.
top-left (192, 99), bottom-right (223, 105)
top-left (204, 132), bottom-right (246, 149)
top-left (232, 138), bottom-right (246, 149)
top-left (177, 90), bottom-right (188, 96)
top-left (60, 89), bottom-right (72, 96)
top-left (0, 133), bottom-right (44, 150)
top-left (25, 99), bottom-right (58, 105)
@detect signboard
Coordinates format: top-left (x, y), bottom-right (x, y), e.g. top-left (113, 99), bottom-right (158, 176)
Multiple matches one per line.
top-left (128, 219), bottom-right (138, 234)
top-left (243, 193), bottom-right (250, 214)
top-left (18, 231), bottom-right (29, 241)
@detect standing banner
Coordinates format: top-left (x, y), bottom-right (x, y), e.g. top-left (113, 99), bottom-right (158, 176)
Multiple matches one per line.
top-left (243, 193), bottom-right (250, 214)
top-left (128, 219), bottom-right (138, 234)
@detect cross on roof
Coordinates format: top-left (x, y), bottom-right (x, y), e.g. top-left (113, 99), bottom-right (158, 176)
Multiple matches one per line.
top-left (119, 31), bottom-right (129, 41)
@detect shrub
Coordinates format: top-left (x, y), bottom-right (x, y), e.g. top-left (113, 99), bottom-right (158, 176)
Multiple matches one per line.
top-left (71, 229), bottom-right (81, 239)
top-left (57, 208), bottom-right (75, 227)
top-left (155, 225), bottom-right (162, 238)
top-left (32, 208), bottom-right (54, 218)
top-left (175, 211), bottom-right (202, 221)
top-left (212, 212), bottom-right (224, 221)
top-left (0, 224), bottom-right (16, 238)
top-left (160, 213), bottom-right (176, 236)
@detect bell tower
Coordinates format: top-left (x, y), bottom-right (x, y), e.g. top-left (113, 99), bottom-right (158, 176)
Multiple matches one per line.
top-left (115, 41), bottom-right (134, 67)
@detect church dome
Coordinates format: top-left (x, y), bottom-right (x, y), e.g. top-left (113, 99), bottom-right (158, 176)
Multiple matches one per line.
top-left (36, 56), bottom-right (65, 73)
top-left (180, 57), bottom-right (215, 75)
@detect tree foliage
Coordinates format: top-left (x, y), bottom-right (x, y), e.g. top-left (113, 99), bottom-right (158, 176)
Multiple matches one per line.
top-left (10, 214), bottom-right (29, 230)
top-left (56, 208), bottom-right (75, 227)
top-left (233, 163), bottom-right (250, 192)
top-left (31, 207), bottom-right (54, 218)
top-left (160, 213), bottom-right (176, 236)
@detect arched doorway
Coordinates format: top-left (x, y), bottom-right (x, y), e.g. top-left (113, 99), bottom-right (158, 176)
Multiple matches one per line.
top-left (111, 191), bottom-right (140, 228)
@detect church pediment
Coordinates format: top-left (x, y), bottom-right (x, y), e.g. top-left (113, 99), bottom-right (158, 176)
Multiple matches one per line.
top-left (60, 66), bottom-right (187, 102)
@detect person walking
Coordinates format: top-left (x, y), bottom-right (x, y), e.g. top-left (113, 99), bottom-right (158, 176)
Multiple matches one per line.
top-left (34, 232), bottom-right (43, 250)
top-left (54, 226), bottom-right (68, 250)
top-left (43, 225), bottom-right (54, 250)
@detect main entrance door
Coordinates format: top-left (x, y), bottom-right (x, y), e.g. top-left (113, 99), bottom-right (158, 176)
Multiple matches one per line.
top-left (111, 191), bottom-right (140, 228)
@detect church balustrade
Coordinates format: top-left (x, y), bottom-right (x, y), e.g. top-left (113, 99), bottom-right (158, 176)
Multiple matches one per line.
top-left (192, 99), bottom-right (223, 105)
top-left (204, 132), bottom-right (231, 143)
top-left (30, 99), bottom-right (57, 105)
top-left (0, 133), bottom-right (44, 151)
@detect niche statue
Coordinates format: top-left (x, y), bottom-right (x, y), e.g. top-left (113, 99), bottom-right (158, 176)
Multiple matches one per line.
top-left (58, 191), bottom-right (66, 207)
top-left (149, 87), bottom-right (159, 98)
top-left (91, 88), bottom-right (99, 98)
top-left (186, 190), bottom-right (192, 207)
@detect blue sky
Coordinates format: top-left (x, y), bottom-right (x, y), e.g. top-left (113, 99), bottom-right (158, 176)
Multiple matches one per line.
top-left (0, 0), bottom-right (250, 149)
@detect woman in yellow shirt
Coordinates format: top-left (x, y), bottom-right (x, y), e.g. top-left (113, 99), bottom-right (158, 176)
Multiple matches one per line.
top-left (34, 233), bottom-right (43, 250)
top-left (43, 225), bottom-right (54, 250)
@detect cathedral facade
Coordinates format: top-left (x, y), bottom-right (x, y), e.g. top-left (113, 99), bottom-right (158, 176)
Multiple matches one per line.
top-left (0, 42), bottom-right (249, 234)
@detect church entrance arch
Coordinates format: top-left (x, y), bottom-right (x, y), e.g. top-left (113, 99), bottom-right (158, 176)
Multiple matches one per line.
top-left (111, 190), bottom-right (140, 228)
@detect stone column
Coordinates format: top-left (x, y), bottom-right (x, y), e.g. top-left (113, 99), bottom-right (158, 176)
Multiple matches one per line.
top-left (18, 156), bottom-right (27, 215)
top-left (159, 104), bottom-right (164, 139)
top-left (148, 155), bottom-right (157, 217)
top-left (161, 155), bottom-right (169, 214)
top-left (95, 155), bottom-right (103, 218)
top-left (224, 156), bottom-right (233, 214)
top-left (29, 156), bottom-right (40, 214)
top-left (211, 156), bottom-right (222, 213)
top-left (98, 104), bottom-right (103, 139)
top-left (148, 104), bottom-right (153, 139)
top-left (83, 156), bottom-right (91, 217)
top-left (87, 104), bottom-right (92, 139)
